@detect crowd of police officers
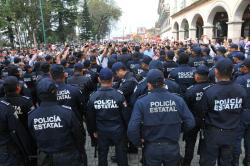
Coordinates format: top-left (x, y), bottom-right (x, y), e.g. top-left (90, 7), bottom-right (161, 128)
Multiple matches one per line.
top-left (0, 42), bottom-right (250, 166)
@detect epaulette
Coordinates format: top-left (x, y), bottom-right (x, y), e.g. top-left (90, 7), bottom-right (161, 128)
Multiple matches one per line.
top-left (22, 96), bottom-right (31, 100)
top-left (138, 78), bottom-right (146, 84)
top-left (62, 105), bottom-right (72, 110)
top-left (0, 100), bottom-right (10, 106)
top-left (203, 84), bottom-right (214, 91)
top-left (187, 85), bottom-right (194, 90)
top-left (137, 93), bottom-right (148, 100)
top-left (117, 90), bottom-right (124, 95)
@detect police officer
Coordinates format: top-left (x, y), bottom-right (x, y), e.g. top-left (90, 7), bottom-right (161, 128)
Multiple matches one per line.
top-left (169, 52), bottom-right (195, 93)
top-left (67, 63), bottom-right (95, 101)
top-left (87, 68), bottom-right (129, 166)
top-left (112, 62), bottom-right (138, 153)
top-left (36, 62), bottom-right (51, 83)
top-left (7, 64), bottom-right (31, 98)
top-left (163, 50), bottom-right (178, 78)
top-left (136, 56), bottom-right (152, 81)
top-left (201, 47), bottom-right (214, 68)
top-left (233, 58), bottom-right (250, 166)
top-left (83, 60), bottom-right (99, 90)
top-left (2, 76), bottom-right (34, 129)
top-left (127, 52), bottom-right (141, 75)
top-left (127, 69), bottom-right (195, 165)
top-left (1, 99), bottom-right (33, 166)
top-left (232, 51), bottom-right (245, 78)
top-left (28, 78), bottom-right (87, 166)
top-left (188, 47), bottom-right (206, 68)
top-left (111, 62), bottom-right (137, 109)
top-left (131, 60), bottom-right (181, 107)
top-left (50, 64), bottom-right (86, 123)
top-left (182, 65), bottom-right (213, 166)
top-left (23, 65), bottom-right (37, 106)
top-left (199, 58), bottom-right (247, 166)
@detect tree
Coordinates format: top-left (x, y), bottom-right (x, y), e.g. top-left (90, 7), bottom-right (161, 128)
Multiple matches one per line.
top-left (79, 0), bottom-right (93, 41)
top-left (88, 0), bottom-right (121, 40)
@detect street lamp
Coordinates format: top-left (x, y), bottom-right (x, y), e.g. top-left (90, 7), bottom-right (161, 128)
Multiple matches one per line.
top-left (39, 0), bottom-right (46, 45)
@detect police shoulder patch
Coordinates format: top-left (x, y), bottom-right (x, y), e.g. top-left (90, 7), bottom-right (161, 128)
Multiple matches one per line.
top-left (0, 100), bottom-right (10, 106)
top-left (22, 96), bottom-right (31, 100)
top-left (137, 93), bottom-right (148, 100)
top-left (117, 90), bottom-right (124, 95)
top-left (138, 78), bottom-right (146, 84)
top-left (203, 84), bottom-right (214, 91)
top-left (187, 85), bottom-right (194, 90)
top-left (62, 105), bottom-right (72, 110)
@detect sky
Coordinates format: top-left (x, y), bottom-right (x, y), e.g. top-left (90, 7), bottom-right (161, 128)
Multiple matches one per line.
top-left (110, 0), bottom-right (159, 37)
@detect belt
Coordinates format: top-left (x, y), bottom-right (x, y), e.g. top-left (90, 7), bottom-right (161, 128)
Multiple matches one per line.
top-left (146, 140), bottom-right (177, 145)
top-left (206, 125), bottom-right (235, 132)
top-left (39, 145), bottom-right (76, 155)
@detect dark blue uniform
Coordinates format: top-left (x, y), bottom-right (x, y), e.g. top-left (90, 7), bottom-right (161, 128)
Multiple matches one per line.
top-left (188, 56), bottom-right (206, 68)
top-left (28, 78), bottom-right (86, 166)
top-left (163, 60), bottom-right (178, 78)
top-left (169, 64), bottom-right (195, 93)
top-left (87, 87), bottom-right (129, 166)
top-left (199, 81), bottom-right (247, 166)
top-left (128, 77), bottom-right (195, 166)
top-left (130, 78), bottom-right (181, 106)
top-left (56, 82), bottom-right (85, 122)
top-left (3, 94), bottom-right (34, 129)
top-left (234, 71), bottom-right (250, 165)
top-left (0, 100), bottom-right (31, 166)
top-left (183, 82), bottom-right (213, 165)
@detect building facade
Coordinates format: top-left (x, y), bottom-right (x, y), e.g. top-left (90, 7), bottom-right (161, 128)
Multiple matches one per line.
top-left (156, 0), bottom-right (250, 42)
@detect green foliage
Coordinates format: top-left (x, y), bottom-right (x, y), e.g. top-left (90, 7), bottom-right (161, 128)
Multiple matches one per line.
top-left (79, 0), bottom-right (93, 41)
top-left (88, 0), bottom-right (122, 40)
top-left (0, 0), bottom-right (122, 47)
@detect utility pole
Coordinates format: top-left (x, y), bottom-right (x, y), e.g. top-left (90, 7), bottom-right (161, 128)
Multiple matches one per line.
top-left (39, 0), bottom-right (46, 44)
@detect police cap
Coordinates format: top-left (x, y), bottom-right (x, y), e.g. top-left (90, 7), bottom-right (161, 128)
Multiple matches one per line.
top-left (112, 62), bottom-right (126, 73)
top-left (233, 52), bottom-right (245, 61)
top-left (7, 65), bottom-right (19, 76)
top-left (215, 58), bottom-right (233, 75)
top-left (192, 47), bottom-right (202, 54)
top-left (36, 78), bottom-right (57, 100)
top-left (83, 60), bottom-right (91, 68)
top-left (3, 76), bottom-right (19, 92)
top-left (60, 59), bottom-right (68, 66)
top-left (74, 63), bottom-right (84, 70)
top-left (149, 60), bottom-right (163, 71)
top-left (99, 68), bottom-right (113, 81)
top-left (229, 43), bottom-right (238, 50)
top-left (142, 56), bottom-right (152, 65)
top-left (147, 69), bottom-right (164, 84)
top-left (195, 64), bottom-right (209, 75)
top-left (166, 50), bottom-right (175, 59)
top-left (202, 47), bottom-right (210, 54)
top-left (240, 58), bottom-right (250, 68)
top-left (50, 64), bottom-right (65, 76)
top-left (216, 47), bottom-right (227, 54)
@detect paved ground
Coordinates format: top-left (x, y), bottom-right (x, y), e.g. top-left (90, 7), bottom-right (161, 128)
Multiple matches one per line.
top-left (85, 134), bottom-right (245, 166)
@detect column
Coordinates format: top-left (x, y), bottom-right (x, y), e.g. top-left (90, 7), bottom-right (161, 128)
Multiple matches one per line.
top-left (227, 21), bottom-right (243, 42)
top-left (203, 25), bottom-right (214, 39)
top-left (179, 30), bottom-right (185, 41)
top-left (189, 28), bottom-right (196, 40)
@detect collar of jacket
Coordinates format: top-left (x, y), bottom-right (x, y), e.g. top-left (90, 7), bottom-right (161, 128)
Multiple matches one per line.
top-left (40, 101), bottom-right (58, 107)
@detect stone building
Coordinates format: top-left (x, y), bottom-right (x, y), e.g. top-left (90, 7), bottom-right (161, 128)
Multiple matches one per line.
top-left (156, 0), bottom-right (250, 42)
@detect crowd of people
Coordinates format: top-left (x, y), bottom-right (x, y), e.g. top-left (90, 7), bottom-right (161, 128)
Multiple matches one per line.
top-left (0, 37), bottom-right (250, 166)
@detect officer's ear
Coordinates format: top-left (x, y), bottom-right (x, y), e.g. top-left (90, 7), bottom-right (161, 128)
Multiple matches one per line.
top-left (16, 84), bottom-right (22, 94)
top-left (147, 83), bottom-right (153, 91)
top-left (214, 68), bottom-right (219, 78)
